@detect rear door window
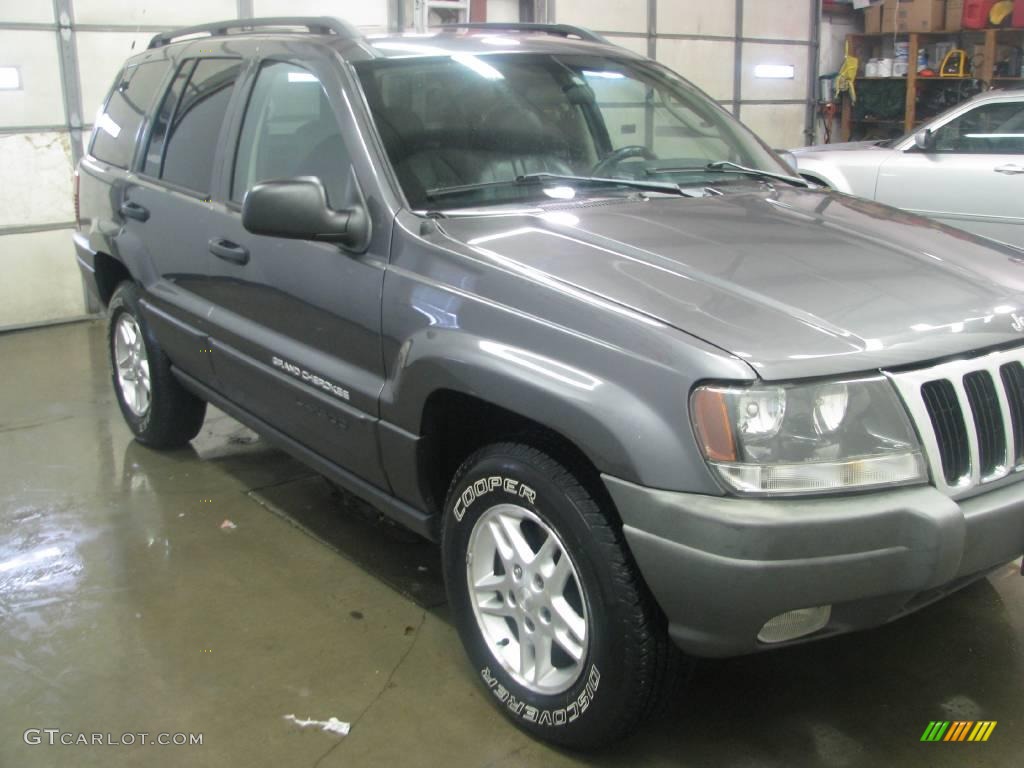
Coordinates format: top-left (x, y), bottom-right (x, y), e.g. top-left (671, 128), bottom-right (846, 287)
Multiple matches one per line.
top-left (90, 60), bottom-right (171, 169)
top-left (157, 58), bottom-right (243, 193)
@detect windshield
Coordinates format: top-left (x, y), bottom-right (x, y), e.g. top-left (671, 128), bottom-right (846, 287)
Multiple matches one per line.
top-left (354, 52), bottom-right (789, 210)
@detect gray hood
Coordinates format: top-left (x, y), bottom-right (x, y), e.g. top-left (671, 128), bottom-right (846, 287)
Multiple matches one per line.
top-left (439, 188), bottom-right (1024, 380)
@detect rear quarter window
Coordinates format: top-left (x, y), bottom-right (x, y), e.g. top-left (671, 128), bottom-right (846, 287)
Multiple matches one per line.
top-left (90, 60), bottom-right (171, 169)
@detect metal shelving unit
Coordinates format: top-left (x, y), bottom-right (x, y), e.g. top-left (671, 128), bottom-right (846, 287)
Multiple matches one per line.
top-left (841, 27), bottom-right (1024, 141)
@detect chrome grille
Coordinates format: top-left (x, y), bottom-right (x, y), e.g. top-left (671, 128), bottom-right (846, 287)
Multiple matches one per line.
top-left (919, 379), bottom-right (970, 484)
top-left (887, 347), bottom-right (1024, 498)
top-left (1000, 362), bottom-right (1024, 466)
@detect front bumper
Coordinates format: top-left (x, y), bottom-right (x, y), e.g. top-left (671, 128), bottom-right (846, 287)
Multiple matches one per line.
top-left (604, 476), bottom-right (1024, 657)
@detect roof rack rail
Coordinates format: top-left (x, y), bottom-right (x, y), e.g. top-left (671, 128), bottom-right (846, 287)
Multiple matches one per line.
top-left (148, 16), bottom-right (361, 50)
top-left (437, 23), bottom-right (608, 45)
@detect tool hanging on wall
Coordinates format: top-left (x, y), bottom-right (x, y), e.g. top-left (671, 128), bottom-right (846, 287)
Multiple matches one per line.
top-left (836, 41), bottom-right (859, 104)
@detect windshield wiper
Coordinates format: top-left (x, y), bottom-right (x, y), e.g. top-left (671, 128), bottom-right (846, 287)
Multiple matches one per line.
top-left (425, 172), bottom-right (693, 201)
top-left (646, 160), bottom-right (808, 187)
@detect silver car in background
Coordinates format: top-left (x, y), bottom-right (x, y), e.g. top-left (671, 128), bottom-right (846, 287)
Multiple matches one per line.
top-left (791, 90), bottom-right (1024, 248)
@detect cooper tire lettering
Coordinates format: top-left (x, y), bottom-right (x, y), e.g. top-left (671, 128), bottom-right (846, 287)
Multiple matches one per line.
top-left (453, 475), bottom-right (536, 523)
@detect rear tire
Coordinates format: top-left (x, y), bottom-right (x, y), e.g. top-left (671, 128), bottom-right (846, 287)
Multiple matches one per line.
top-left (108, 282), bottom-right (206, 448)
top-left (441, 442), bottom-right (681, 749)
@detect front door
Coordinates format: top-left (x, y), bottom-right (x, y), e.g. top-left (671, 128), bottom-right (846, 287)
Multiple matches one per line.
top-left (204, 57), bottom-right (389, 488)
top-left (876, 98), bottom-right (1024, 248)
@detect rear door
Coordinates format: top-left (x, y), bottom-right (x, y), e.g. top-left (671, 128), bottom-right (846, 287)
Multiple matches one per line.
top-left (122, 54), bottom-right (244, 383)
top-left (876, 97), bottom-right (1024, 248)
top-left (201, 51), bottom-right (389, 488)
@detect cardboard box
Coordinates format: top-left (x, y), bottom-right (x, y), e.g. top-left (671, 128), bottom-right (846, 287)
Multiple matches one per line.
top-left (945, 0), bottom-right (964, 30)
top-left (882, 0), bottom-right (947, 33)
top-left (865, 2), bottom-right (883, 33)
top-left (882, 0), bottom-right (896, 32)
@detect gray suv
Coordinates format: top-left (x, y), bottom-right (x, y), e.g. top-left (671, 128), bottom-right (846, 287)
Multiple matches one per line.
top-left (74, 17), bottom-right (1024, 748)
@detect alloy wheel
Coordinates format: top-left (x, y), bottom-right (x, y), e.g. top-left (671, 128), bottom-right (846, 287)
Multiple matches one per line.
top-left (466, 503), bottom-right (589, 695)
top-left (113, 314), bottom-right (151, 417)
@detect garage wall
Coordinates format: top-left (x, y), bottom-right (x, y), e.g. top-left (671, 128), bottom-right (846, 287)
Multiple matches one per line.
top-left (551, 0), bottom-right (818, 150)
top-left (0, 0), bottom-right (391, 331)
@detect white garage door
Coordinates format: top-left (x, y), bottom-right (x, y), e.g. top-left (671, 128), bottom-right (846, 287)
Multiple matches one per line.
top-left (550, 0), bottom-right (816, 151)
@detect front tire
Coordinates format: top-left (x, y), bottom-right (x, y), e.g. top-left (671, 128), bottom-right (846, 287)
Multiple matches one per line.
top-left (441, 442), bottom-right (680, 749)
top-left (108, 282), bottom-right (206, 448)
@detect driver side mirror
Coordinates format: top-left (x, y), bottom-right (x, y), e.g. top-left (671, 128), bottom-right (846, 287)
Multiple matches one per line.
top-left (241, 177), bottom-right (370, 251)
top-left (913, 128), bottom-right (936, 152)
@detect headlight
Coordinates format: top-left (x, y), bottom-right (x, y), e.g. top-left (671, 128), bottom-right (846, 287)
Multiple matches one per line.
top-left (691, 376), bottom-right (926, 495)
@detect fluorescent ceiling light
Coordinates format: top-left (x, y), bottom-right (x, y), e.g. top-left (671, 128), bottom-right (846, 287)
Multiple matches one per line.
top-left (582, 70), bottom-right (625, 79)
top-left (0, 66), bottom-right (21, 90)
top-left (754, 64), bottom-right (795, 79)
top-left (287, 72), bottom-right (319, 83)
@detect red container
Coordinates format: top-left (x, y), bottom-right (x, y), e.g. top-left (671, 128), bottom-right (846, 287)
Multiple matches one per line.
top-left (1014, 0), bottom-right (1024, 28)
top-left (963, 0), bottom-right (996, 28)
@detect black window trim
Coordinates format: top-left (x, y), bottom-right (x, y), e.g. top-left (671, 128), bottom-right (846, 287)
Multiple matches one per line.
top-left (135, 58), bottom-right (197, 179)
top-left (133, 54), bottom-right (246, 199)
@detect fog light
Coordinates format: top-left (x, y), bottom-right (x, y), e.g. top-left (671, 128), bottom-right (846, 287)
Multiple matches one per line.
top-left (757, 605), bottom-right (831, 644)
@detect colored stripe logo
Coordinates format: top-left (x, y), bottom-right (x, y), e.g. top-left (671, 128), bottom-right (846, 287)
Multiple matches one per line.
top-left (921, 721), bottom-right (997, 742)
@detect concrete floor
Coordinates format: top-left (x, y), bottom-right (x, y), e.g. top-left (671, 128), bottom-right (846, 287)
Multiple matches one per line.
top-left (1, 320), bottom-right (1022, 768)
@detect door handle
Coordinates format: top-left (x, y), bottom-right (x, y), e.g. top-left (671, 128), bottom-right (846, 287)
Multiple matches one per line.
top-left (119, 201), bottom-right (150, 222)
top-left (994, 164), bottom-right (1024, 176)
top-left (208, 238), bottom-right (250, 265)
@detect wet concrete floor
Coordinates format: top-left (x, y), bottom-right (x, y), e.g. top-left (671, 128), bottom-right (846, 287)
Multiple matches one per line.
top-left (1, 320), bottom-right (1021, 767)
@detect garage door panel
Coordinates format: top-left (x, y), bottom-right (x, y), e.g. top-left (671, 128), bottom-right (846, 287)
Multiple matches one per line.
top-left (657, 39), bottom-right (735, 102)
top-left (0, 31), bottom-right (65, 128)
top-left (73, 0), bottom-right (236, 26)
top-left (0, 132), bottom-right (74, 228)
top-left (0, 229), bottom-right (85, 329)
top-left (252, 0), bottom-right (387, 29)
top-left (740, 103), bottom-right (806, 150)
top-left (556, 0), bottom-right (647, 35)
top-left (743, 0), bottom-right (811, 40)
top-left (0, 0), bottom-right (54, 23)
top-left (659, 0), bottom-right (736, 37)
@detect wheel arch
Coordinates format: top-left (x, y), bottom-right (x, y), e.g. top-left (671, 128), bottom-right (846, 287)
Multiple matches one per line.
top-left (381, 330), bottom-right (722, 523)
top-left (415, 388), bottom-right (616, 523)
top-left (93, 251), bottom-right (134, 306)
